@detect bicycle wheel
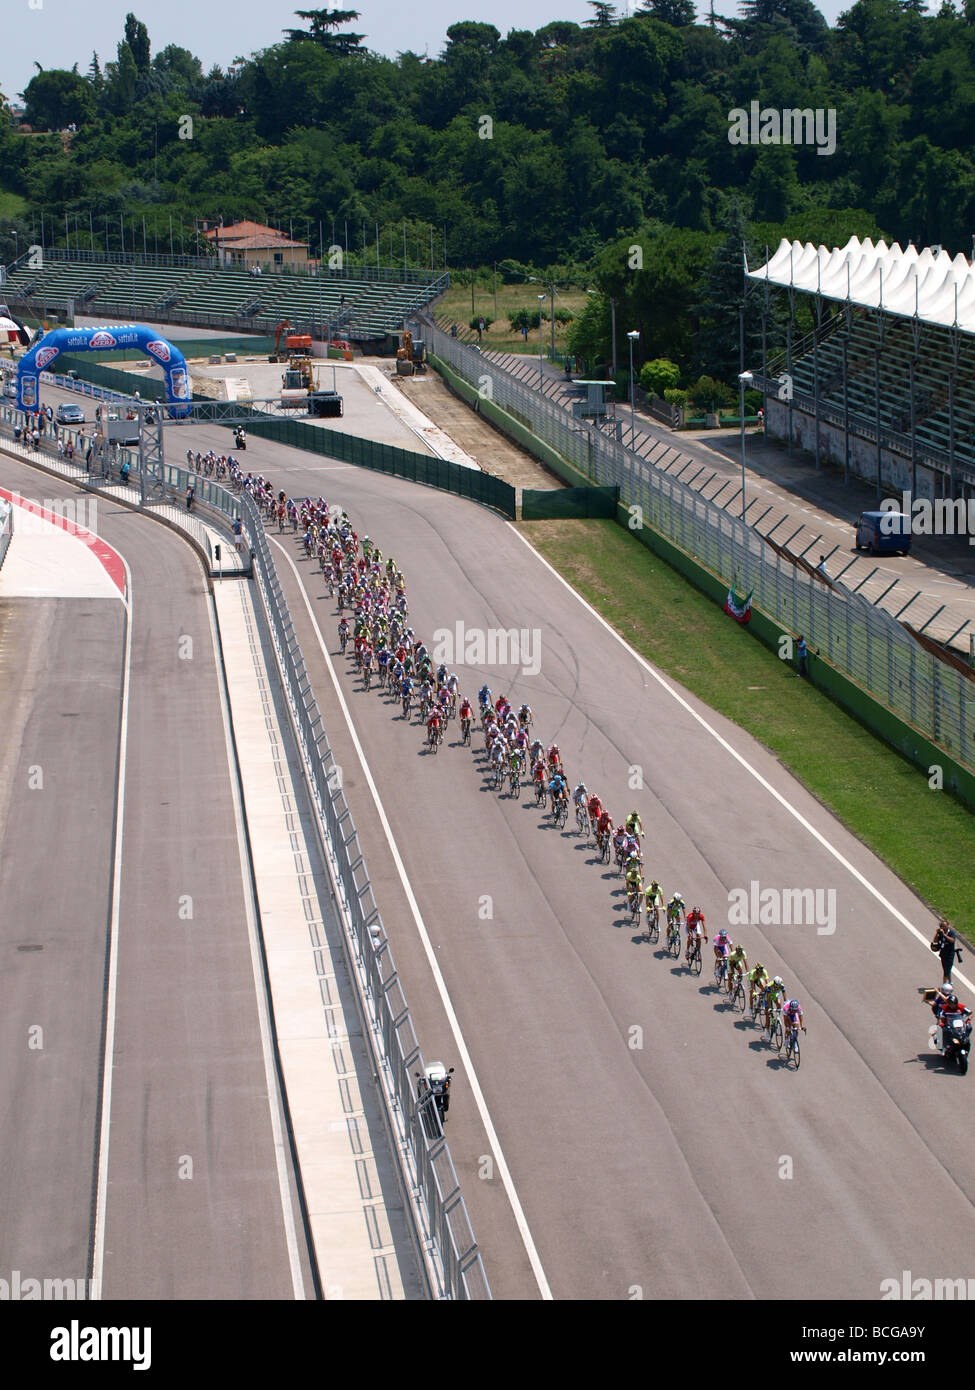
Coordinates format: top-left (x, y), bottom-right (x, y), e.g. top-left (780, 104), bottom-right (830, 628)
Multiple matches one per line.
top-left (668, 926), bottom-right (681, 958)
top-left (791, 1035), bottom-right (801, 1070)
top-left (770, 1017), bottom-right (783, 1051)
top-left (691, 945), bottom-right (702, 976)
top-left (731, 978), bottom-right (746, 1013)
top-left (646, 913), bottom-right (659, 945)
top-left (713, 962), bottom-right (724, 989)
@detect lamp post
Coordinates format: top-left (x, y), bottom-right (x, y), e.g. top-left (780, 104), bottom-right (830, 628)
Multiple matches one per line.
top-left (538, 293), bottom-right (546, 391)
top-left (627, 330), bottom-right (639, 445)
top-left (738, 370), bottom-right (753, 522)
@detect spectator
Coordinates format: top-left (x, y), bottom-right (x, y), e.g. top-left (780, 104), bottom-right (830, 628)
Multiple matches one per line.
top-left (232, 516), bottom-right (243, 552)
top-left (85, 440), bottom-right (93, 471)
top-left (815, 554), bottom-right (829, 580)
top-left (796, 635), bottom-right (808, 678)
top-left (31, 425), bottom-right (40, 449)
top-left (56, 435), bottom-right (64, 457)
top-left (185, 484), bottom-right (195, 511)
top-left (931, 920), bottom-right (961, 986)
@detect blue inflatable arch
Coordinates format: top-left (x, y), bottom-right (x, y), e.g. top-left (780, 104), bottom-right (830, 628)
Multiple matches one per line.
top-left (16, 324), bottom-right (191, 417)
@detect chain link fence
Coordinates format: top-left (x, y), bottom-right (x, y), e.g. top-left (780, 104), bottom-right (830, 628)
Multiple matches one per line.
top-left (425, 321), bottom-right (975, 776)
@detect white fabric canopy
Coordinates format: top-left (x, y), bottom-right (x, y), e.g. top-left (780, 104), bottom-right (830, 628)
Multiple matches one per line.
top-left (747, 237), bottom-right (975, 334)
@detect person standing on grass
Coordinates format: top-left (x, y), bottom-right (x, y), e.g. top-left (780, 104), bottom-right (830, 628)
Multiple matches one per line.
top-left (796, 635), bottom-right (808, 678)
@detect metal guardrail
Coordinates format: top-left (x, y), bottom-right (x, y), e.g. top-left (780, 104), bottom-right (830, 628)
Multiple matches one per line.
top-left (0, 498), bottom-right (12, 572)
top-left (424, 321), bottom-right (975, 776)
top-left (4, 247), bottom-right (447, 286)
top-left (0, 377), bottom-right (490, 1299)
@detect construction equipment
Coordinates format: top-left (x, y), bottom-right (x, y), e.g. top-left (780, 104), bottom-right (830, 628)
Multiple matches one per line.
top-left (280, 353), bottom-right (317, 408)
top-left (270, 321), bottom-right (314, 363)
top-left (395, 329), bottom-right (427, 376)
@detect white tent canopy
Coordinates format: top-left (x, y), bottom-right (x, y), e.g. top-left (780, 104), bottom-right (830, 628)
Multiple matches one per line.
top-left (747, 237), bottom-right (975, 335)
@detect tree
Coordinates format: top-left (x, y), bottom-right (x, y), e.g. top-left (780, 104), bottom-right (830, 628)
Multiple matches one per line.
top-left (639, 357), bottom-right (682, 395)
top-left (21, 69), bottom-right (93, 130)
top-left (692, 203), bottom-right (765, 383)
top-left (585, 2), bottom-right (619, 25)
top-left (124, 14), bottom-right (151, 74)
top-left (284, 8), bottom-right (366, 54)
top-left (636, 0), bottom-right (696, 24)
top-left (108, 41), bottom-right (139, 114)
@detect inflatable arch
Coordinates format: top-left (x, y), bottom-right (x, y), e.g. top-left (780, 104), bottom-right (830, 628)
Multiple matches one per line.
top-left (16, 324), bottom-right (191, 417)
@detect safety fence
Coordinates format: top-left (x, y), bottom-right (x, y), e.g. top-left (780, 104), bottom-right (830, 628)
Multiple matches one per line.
top-left (0, 498), bottom-right (12, 572)
top-left (0, 392), bottom-right (490, 1300)
top-left (424, 320), bottom-right (975, 776)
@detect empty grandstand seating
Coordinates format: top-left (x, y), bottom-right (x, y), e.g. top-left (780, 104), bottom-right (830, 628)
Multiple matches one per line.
top-left (1, 255), bottom-right (444, 344)
top-left (779, 311), bottom-right (975, 473)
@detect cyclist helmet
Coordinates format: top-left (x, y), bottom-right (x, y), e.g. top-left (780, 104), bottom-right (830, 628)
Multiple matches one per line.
top-left (947, 993), bottom-right (958, 1005)
top-left (773, 976), bottom-right (784, 987)
top-left (716, 929), bottom-right (729, 940)
top-left (787, 999), bottom-right (800, 1011)
top-left (672, 892), bottom-right (684, 901)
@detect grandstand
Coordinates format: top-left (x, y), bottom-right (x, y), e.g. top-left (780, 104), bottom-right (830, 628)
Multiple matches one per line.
top-left (749, 238), bottom-right (975, 503)
top-left (0, 250), bottom-right (448, 346)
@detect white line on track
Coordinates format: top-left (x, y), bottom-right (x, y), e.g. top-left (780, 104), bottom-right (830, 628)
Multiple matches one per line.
top-left (509, 525), bottom-right (972, 996)
top-left (205, 587), bottom-right (306, 1299)
top-left (90, 558), bottom-right (132, 1299)
top-left (271, 537), bottom-right (553, 1301)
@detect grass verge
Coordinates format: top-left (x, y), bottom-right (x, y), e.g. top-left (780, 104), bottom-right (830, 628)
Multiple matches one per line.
top-left (0, 189), bottom-right (27, 220)
top-left (521, 517), bottom-right (975, 941)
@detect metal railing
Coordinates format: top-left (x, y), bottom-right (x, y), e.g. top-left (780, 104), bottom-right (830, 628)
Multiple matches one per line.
top-left (0, 380), bottom-right (490, 1299)
top-left (0, 498), bottom-right (12, 572)
top-left (424, 320), bottom-right (975, 777)
top-left (4, 247), bottom-right (447, 286)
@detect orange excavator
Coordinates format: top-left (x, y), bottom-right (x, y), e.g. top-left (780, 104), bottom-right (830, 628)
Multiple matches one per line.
top-left (395, 329), bottom-right (426, 376)
top-left (270, 320), bottom-right (313, 363)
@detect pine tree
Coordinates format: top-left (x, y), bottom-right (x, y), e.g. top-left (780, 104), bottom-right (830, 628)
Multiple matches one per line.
top-left (693, 204), bottom-right (773, 383)
top-left (283, 8), bottom-right (366, 53)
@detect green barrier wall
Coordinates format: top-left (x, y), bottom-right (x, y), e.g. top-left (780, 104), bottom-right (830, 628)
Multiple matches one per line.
top-left (55, 355), bottom-right (517, 519)
top-left (522, 485), bottom-right (619, 520)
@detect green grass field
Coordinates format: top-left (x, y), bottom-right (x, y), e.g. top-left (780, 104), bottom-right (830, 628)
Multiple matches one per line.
top-left (522, 517), bottom-right (975, 942)
top-left (0, 189), bottom-right (28, 220)
top-left (438, 278), bottom-right (588, 355)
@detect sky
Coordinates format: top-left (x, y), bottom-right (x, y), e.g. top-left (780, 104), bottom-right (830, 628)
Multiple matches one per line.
top-left (1, 0), bottom-right (864, 105)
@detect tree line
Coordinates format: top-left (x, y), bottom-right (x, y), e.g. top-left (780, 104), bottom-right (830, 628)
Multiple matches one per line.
top-left (3, 0), bottom-right (967, 392)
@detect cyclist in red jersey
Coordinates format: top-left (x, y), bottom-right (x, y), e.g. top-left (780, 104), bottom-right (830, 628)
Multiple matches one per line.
top-left (586, 793), bottom-right (603, 830)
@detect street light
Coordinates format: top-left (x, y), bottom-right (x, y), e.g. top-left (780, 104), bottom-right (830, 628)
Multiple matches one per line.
top-left (538, 293), bottom-right (546, 391)
top-left (738, 370), bottom-right (754, 522)
top-left (627, 330), bottom-right (640, 444)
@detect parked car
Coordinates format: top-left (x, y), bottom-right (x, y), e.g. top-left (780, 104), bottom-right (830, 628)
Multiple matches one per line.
top-left (56, 402), bottom-right (85, 424)
top-left (2, 378), bottom-right (17, 398)
top-left (854, 510), bottom-right (912, 555)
